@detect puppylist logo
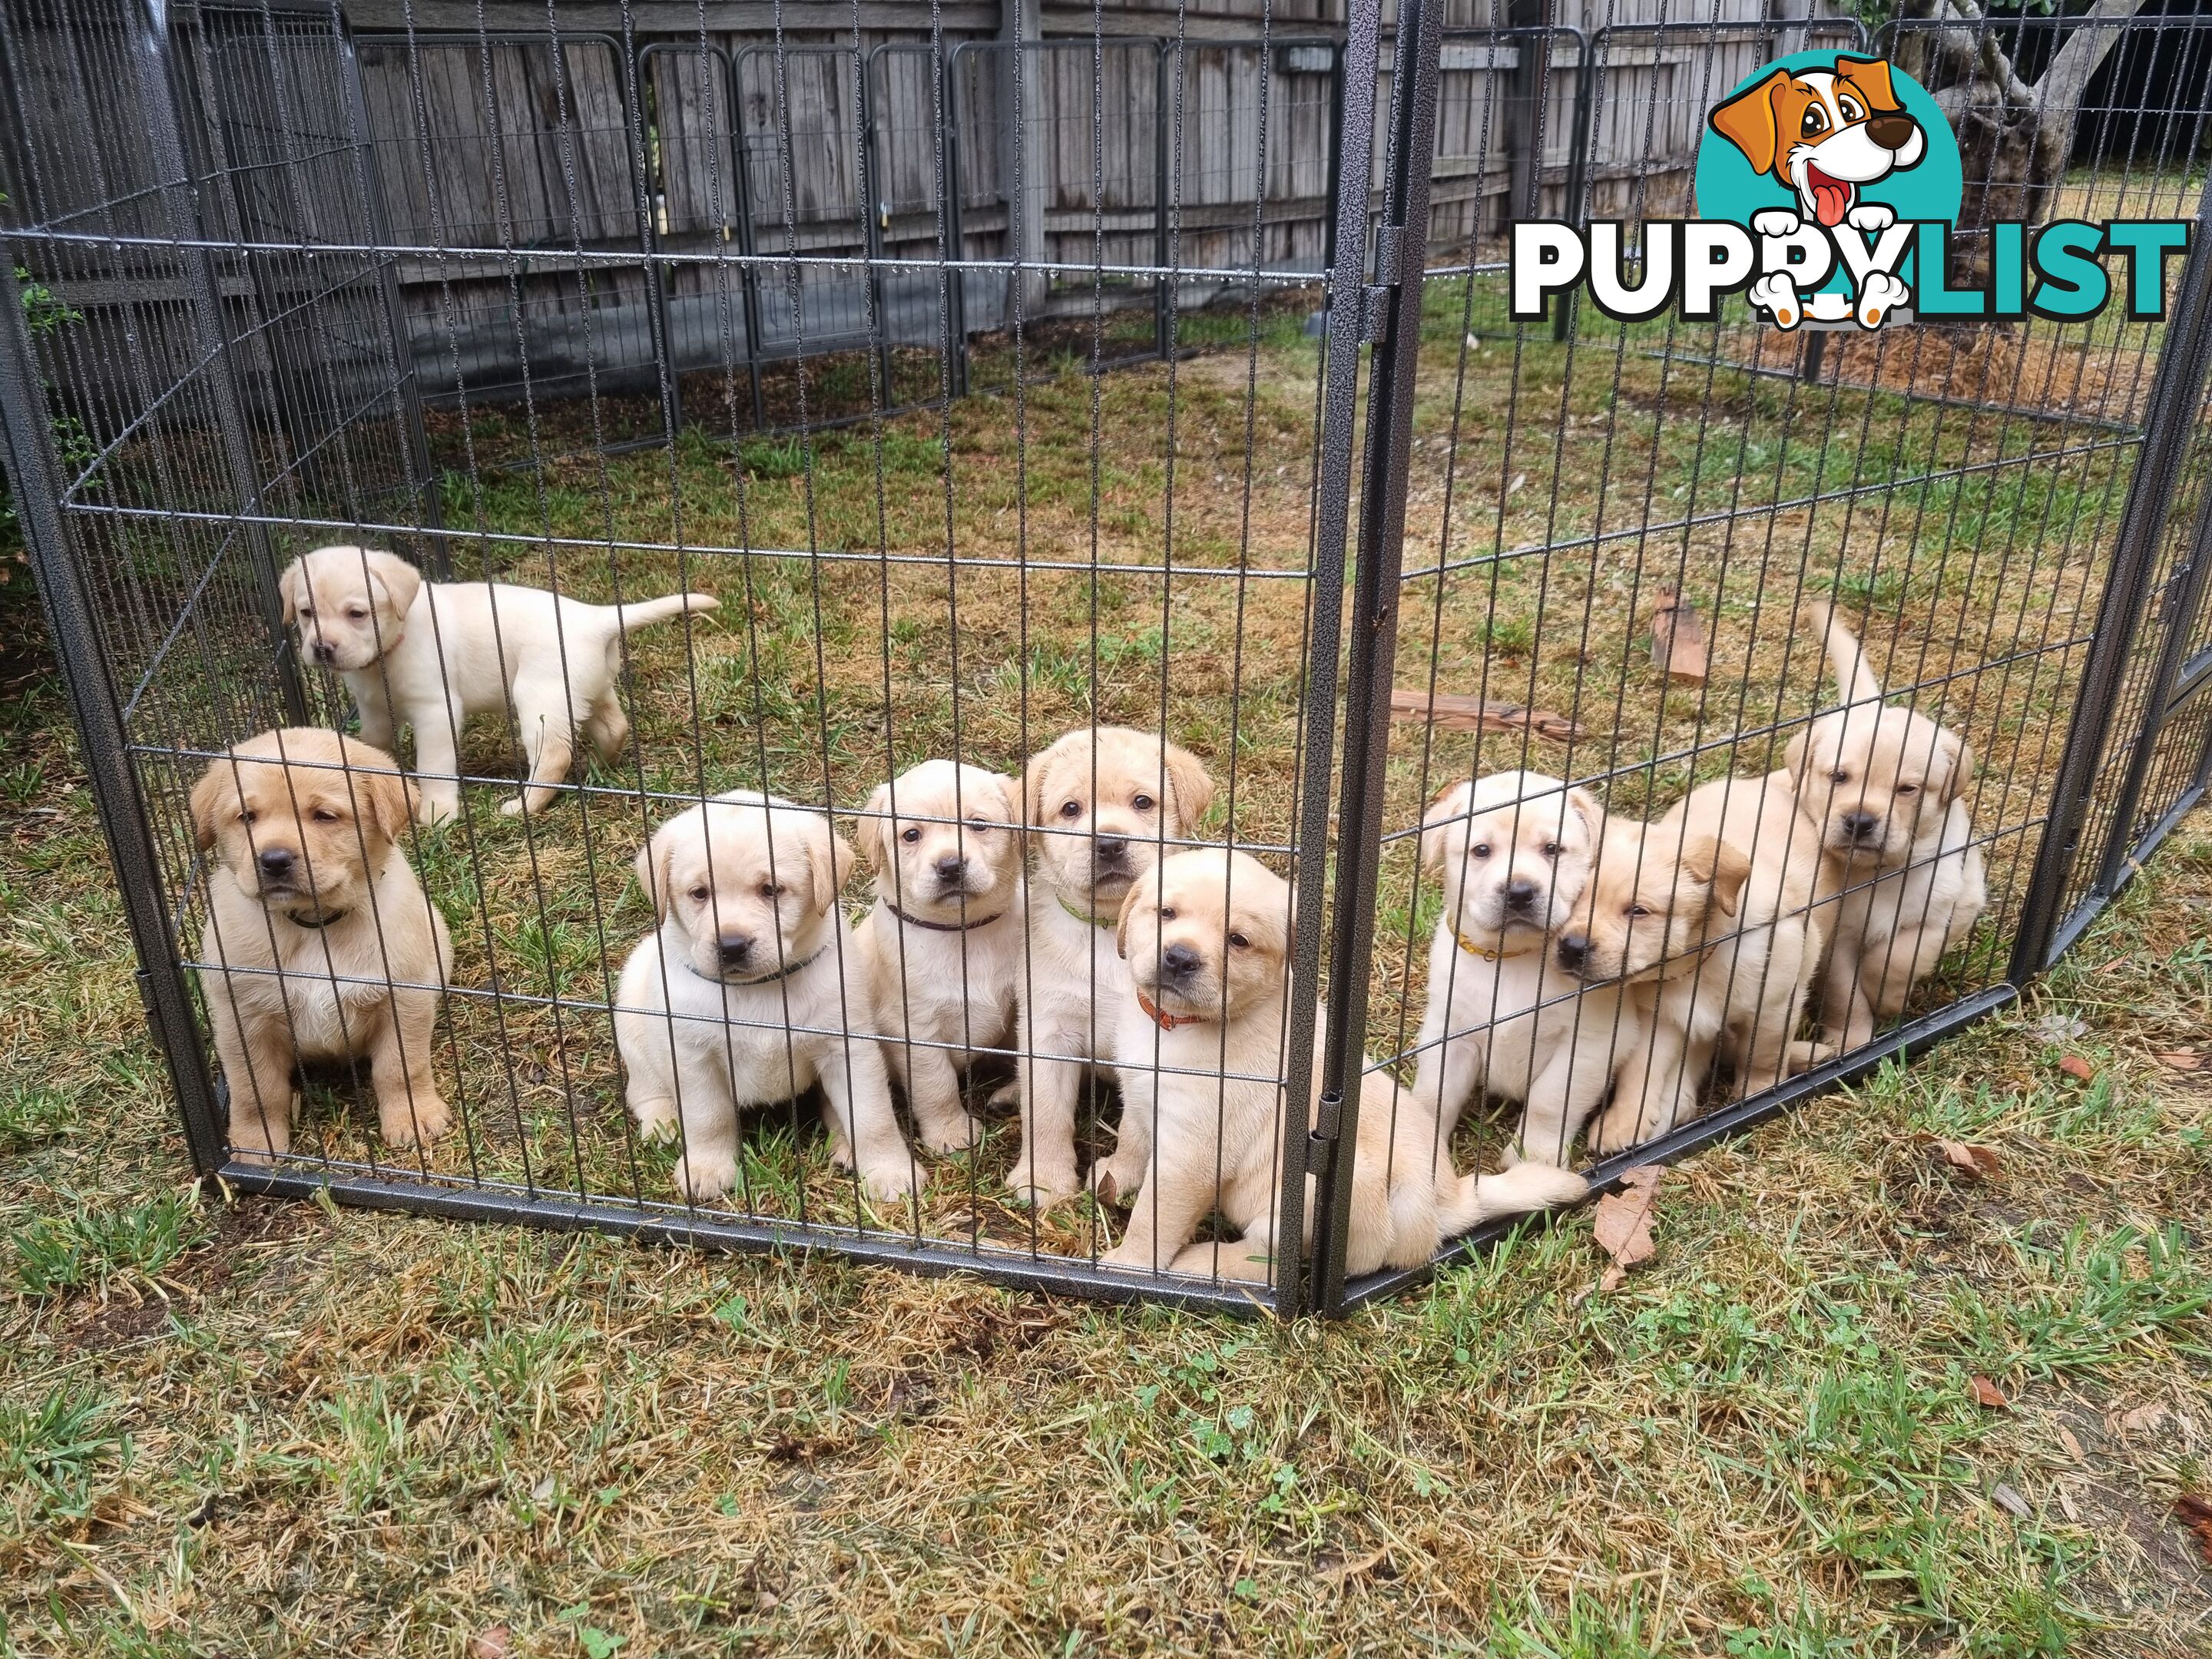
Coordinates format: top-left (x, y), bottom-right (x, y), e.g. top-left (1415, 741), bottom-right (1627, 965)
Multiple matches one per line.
top-left (1512, 51), bottom-right (2190, 331)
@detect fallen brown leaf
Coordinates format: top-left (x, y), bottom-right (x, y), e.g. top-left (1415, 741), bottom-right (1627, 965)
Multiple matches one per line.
top-left (1388, 689), bottom-right (1585, 742)
top-left (467, 1628), bottom-right (512, 1659)
top-left (1969, 1375), bottom-right (2010, 1409)
top-left (2175, 1495), bottom-right (2212, 1566)
top-left (2058, 1055), bottom-right (2096, 1083)
top-left (1991, 1482), bottom-right (2032, 1520)
top-left (2154, 1049), bottom-right (2205, 1071)
top-left (1316, 1546), bottom-right (1390, 1585)
top-left (2058, 1427), bottom-right (2084, 1460)
top-left (1935, 1139), bottom-right (2002, 1180)
top-left (1649, 588), bottom-right (1710, 683)
top-left (1591, 1165), bottom-right (1664, 1290)
top-left (2118, 1401), bottom-right (2170, 1434)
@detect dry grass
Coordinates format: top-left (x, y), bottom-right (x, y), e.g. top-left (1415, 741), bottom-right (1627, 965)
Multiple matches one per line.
top-left (2, 657), bottom-right (2210, 1654)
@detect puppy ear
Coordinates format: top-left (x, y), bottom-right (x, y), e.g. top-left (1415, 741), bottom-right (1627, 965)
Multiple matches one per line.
top-left (858, 781), bottom-right (895, 876)
top-left (806, 818), bottom-right (856, 916)
top-left (353, 748), bottom-right (415, 846)
top-left (634, 825), bottom-right (673, 924)
top-left (993, 770), bottom-right (1023, 826)
top-left (1419, 780), bottom-right (1472, 875)
top-left (367, 550), bottom-right (422, 621)
top-left (1114, 874), bottom-right (1147, 961)
top-left (1024, 745), bottom-right (1058, 828)
top-left (1709, 68), bottom-right (1789, 177)
top-left (1684, 835), bottom-right (1753, 919)
top-left (1783, 727), bottom-right (1811, 789)
top-left (1836, 55), bottom-right (1899, 112)
top-left (1942, 737), bottom-right (1976, 806)
top-left (278, 560), bottom-right (303, 627)
top-left (188, 758), bottom-right (230, 855)
top-left (1159, 740), bottom-right (1216, 832)
top-left (1565, 786), bottom-right (1605, 846)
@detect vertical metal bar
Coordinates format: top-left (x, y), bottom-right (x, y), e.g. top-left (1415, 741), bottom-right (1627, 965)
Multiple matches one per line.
top-left (944, 41), bottom-right (971, 400)
top-left (731, 48), bottom-right (767, 430)
top-left (141, 0), bottom-right (307, 725)
top-left (1322, 40), bottom-right (1344, 283)
top-left (1558, 25), bottom-right (1595, 343)
top-left (2009, 170), bottom-right (2212, 979)
top-left (336, 8), bottom-right (446, 573)
top-left (859, 47), bottom-right (895, 406)
top-left (0, 249), bottom-right (227, 1177)
top-left (621, 38), bottom-right (680, 446)
top-left (1156, 39), bottom-right (1171, 360)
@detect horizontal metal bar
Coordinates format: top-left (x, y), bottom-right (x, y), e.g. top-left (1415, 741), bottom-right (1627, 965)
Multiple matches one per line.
top-left (2164, 642), bottom-right (2212, 715)
top-left (216, 1158), bottom-right (1275, 1316)
top-left (1333, 982), bottom-right (2018, 1313)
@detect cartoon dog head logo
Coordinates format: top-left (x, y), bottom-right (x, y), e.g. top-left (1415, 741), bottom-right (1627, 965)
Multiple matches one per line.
top-left (1708, 56), bottom-right (1926, 230)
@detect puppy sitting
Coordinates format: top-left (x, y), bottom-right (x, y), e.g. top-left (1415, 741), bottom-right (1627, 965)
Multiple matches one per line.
top-left (190, 728), bottom-right (452, 1159)
top-left (614, 791), bottom-right (918, 1205)
top-left (281, 545), bottom-right (717, 823)
top-left (851, 760), bottom-right (1025, 1154)
top-left (1103, 850), bottom-right (1587, 1282)
top-left (1012, 725), bottom-right (1214, 1208)
top-left (1412, 770), bottom-right (1634, 1166)
top-left (1790, 601), bottom-right (1985, 1050)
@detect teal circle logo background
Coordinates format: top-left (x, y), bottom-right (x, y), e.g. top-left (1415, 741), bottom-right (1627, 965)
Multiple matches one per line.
top-left (1693, 51), bottom-right (1962, 240)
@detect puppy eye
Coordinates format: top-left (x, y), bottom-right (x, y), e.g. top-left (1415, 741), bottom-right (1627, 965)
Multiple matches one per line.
top-left (1894, 783), bottom-right (1919, 796)
top-left (689, 885), bottom-right (710, 902)
top-left (346, 607), bottom-right (369, 621)
top-left (1157, 906), bottom-right (1177, 922)
top-left (759, 882), bottom-right (783, 899)
top-left (240, 809), bottom-right (260, 826)
top-left (1830, 769), bottom-right (1851, 785)
top-left (1470, 843), bottom-right (1492, 859)
top-left (966, 816), bottom-right (992, 830)
top-left (1628, 904), bottom-right (1652, 919)
top-left (311, 807), bottom-right (341, 823)
top-left (1541, 842), bottom-right (1561, 859)
top-left (1132, 794), bottom-right (1154, 813)
top-left (900, 826), bottom-right (922, 843)
top-left (1060, 800), bottom-right (1082, 820)
top-left (295, 606), bottom-right (313, 621)
top-left (1228, 931), bottom-right (1250, 949)
top-left (1801, 106), bottom-right (1827, 137)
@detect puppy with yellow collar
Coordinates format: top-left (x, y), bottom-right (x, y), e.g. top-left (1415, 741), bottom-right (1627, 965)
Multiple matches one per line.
top-left (1409, 770), bottom-right (1640, 1166)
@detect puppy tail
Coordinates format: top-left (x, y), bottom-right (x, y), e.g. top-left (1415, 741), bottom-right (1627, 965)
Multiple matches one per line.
top-left (612, 591), bottom-right (720, 633)
top-left (1437, 1161), bottom-right (1588, 1237)
top-left (1806, 597), bottom-right (1885, 707)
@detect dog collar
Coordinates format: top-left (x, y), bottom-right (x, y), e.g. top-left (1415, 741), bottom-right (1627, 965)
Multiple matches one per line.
top-left (1134, 988), bottom-right (1207, 1031)
top-left (282, 906), bottom-right (351, 929)
top-left (685, 946), bottom-right (827, 988)
top-left (1057, 894), bottom-right (1114, 929)
top-left (883, 900), bottom-right (1004, 934)
top-left (1455, 929), bottom-right (1535, 962)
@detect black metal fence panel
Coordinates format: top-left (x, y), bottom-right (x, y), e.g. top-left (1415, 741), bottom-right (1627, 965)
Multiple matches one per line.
top-left (4, 0), bottom-right (2211, 1320)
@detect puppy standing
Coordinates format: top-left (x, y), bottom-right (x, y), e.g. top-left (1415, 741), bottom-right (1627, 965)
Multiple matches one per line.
top-left (281, 545), bottom-right (717, 823)
top-left (1791, 601), bottom-right (1985, 1049)
top-left (190, 728), bottom-right (452, 1159)
top-left (614, 791), bottom-right (918, 1205)
top-left (1103, 850), bottom-right (1587, 1281)
top-left (1012, 726), bottom-right (1215, 1208)
top-left (851, 760), bottom-right (1025, 1154)
top-left (1412, 771), bottom-right (1634, 1165)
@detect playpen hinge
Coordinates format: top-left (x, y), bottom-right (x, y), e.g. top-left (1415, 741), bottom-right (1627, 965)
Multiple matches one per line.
top-left (1309, 1088), bottom-right (1344, 1149)
top-left (1355, 223), bottom-right (1406, 343)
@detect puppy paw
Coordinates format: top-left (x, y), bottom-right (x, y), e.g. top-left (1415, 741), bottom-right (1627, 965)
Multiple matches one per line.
top-left (1007, 1171), bottom-right (1081, 1210)
top-left (858, 1158), bottom-right (922, 1204)
top-left (1585, 1108), bottom-right (1655, 1157)
top-left (674, 1151), bottom-right (739, 1204)
top-left (1099, 1240), bottom-right (1157, 1272)
top-left (415, 789), bottom-right (460, 826)
top-left (917, 1112), bottom-right (985, 1156)
top-left (225, 1091), bottom-right (299, 1162)
top-left (1748, 272), bottom-right (1803, 330)
top-left (629, 1097), bottom-right (681, 1144)
top-left (1845, 202), bottom-right (1895, 233)
top-left (381, 1091), bottom-right (453, 1149)
top-left (1750, 207), bottom-right (1802, 238)
top-left (984, 1078), bottom-right (1021, 1114)
top-left (1088, 1153), bottom-right (1147, 1207)
top-left (1854, 270), bottom-right (1909, 329)
top-left (1786, 1038), bottom-right (1839, 1074)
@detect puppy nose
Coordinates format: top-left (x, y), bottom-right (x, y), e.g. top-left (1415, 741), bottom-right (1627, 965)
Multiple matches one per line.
top-left (1840, 810), bottom-right (1882, 843)
top-left (1159, 942), bottom-right (1201, 979)
top-left (933, 853), bottom-right (966, 882)
top-left (310, 640), bottom-right (336, 665)
top-left (1094, 836), bottom-right (1128, 863)
top-left (717, 934), bottom-right (753, 969)
top-left (1555, 934), bottom-right (1590, 972)
top-left (257, 846), bottom-right (295, 879)
top-left (1868, 114), bottom-right (1916, 151)
top-left (1504, 876), bottom-right (1543, 912)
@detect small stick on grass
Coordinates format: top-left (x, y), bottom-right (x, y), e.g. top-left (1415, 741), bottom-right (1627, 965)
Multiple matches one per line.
top-left (1387, 689), bottom-right (1584, 742)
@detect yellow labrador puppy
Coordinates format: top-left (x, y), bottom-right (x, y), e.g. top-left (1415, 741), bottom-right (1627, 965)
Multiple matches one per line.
top-left (1412, 770), bottom-right (1634, 1166)
top-left (280, 545), bottom-right (716, 823)
top-left (1102, 850), bottom-right (1586, 1281)
top-left (1789, 601), bottom-right (1985, 1048)
top-left (851, 759), bottom-right (1026, 1154)
top-left (614, 790), bottom-right (917, 1205)
top-left (190, 728), bottom-right (452, 1159)
top-left (1012, 725), bottom-right (1214, 1208)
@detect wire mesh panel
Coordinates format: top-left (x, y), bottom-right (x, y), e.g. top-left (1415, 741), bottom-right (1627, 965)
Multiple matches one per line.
top-left (8, 0), bottom-right (2212, 1318)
